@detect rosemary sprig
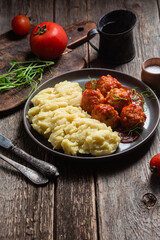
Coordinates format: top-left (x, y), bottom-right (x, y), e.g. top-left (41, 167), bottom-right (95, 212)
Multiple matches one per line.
top-left (0, 58), bottom-right (54, 97)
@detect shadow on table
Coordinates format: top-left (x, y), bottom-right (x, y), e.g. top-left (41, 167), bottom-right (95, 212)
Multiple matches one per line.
top-left (88, 53), bottom-right (126, 69)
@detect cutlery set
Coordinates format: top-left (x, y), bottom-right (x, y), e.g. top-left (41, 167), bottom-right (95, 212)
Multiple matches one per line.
top-left (0, 134), bottom-right (59, 185)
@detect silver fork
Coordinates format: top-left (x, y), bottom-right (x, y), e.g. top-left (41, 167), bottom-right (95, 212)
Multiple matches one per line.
top-left (0, 153), bottom-right (48, 185)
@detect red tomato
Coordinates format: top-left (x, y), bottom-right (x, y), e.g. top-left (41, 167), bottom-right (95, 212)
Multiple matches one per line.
top-left (150, 153), bottom-right (160, 176)
top-left (30, 22), bottom-right (68, 60)
top-left (12, 14), bottom-right (31, 36)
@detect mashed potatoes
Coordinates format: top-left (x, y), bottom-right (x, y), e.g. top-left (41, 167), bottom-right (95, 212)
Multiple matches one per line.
top-left (27, 81), bottom-right (120, 156)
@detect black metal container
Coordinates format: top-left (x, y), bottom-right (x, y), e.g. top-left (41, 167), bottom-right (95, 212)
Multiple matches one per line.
top-left (88, 9), bottom-right (137, 65)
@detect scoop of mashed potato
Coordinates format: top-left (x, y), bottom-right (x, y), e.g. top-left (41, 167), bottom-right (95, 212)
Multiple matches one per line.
top-left (30, 80), bottom-right (82, 110)
top-left (49, 108), bottom-right (120, 156)
top-left (27, 81), bottom-right (120, 156)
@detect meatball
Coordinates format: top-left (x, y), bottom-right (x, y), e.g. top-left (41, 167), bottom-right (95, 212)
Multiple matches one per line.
top-left (105, 88), bottom-right (132, 112)
top-left (81, 89), bottom-right (105, 113)
top-left (120, 104), bottom-right (146, 130)
top-left (96, 75), bottom-right (122, 96)
top-left (91, 104), bottom-right (120, 129)
top-left (85, 80), bottom-right (98, 90)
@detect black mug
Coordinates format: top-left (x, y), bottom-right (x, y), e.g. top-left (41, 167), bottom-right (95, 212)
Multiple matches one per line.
top-left (88, 9), bottom-right (137, 65)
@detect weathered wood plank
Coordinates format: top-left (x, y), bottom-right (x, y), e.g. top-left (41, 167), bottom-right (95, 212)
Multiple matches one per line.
top-left (88, 0), bottom-right (160, 239)
top-left (0, 0), bottom-right (98, 240)
top-left (0, 1), bottom-right (56, 240)
top-left (53, 1), bottom-right (98, 240)
top-left (1, 0), bottom-right (160, 240)
top-left (0, 0), bottom-right (54, 34)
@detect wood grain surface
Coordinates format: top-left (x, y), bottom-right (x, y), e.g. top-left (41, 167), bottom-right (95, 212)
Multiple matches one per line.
top-left (0, 20), bottom-right (96, 112)
top-left (0, 0), bottom-right (160, 240)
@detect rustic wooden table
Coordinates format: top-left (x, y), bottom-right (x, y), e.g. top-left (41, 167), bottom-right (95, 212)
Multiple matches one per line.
top-left (0, 1), bottom-right (160, 239)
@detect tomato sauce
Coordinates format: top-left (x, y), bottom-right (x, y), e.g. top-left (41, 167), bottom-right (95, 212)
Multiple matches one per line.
top-left (82, 78), bottom-right (145, 144)
top-left (116, 87), bottom-right (144, 143)
top-left (122, 87), bottom-right (144, 107)
top-left (117, 128), bottom-right (140, 143)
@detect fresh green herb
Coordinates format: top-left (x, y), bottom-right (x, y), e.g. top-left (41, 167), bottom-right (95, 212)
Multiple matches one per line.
top-left (111, 89), bottom-right (127, 102)
top-left (124, 122), bottom-right (149, 140)
top-left (130, 88), bottom-right (145, 111)
top-left (88, 75), bottom-right (97, 89)
top-left (79, 76), bottom-right (98, 91)
top-left (90, 80), bottom-right (97, 90)
top-left (131, 87), bottom-right (156, 102)
top-left (130, 87), bottom-right (156, 112)
top-left (130, 88), bottom-right (142, 101)
top-left (112, 95), bottom-right (127, 101)
top-left (141, 88), bottom-right (156, 101)
top-left (0, 58), bottom-right (54, 97)
top-left (79, 84), bottom-right (85, 92)
top-left (127, 125), bottom-right (143, 136)
top-left (88, 75), bottom-right (95, 81)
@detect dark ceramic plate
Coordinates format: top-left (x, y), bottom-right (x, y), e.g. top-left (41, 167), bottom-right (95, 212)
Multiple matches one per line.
top-left (23, 68), bottom-right (160, 160)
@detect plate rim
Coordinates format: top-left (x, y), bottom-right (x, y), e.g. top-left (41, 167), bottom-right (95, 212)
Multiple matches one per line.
top-left (23, 68), bottom-right (160, 160)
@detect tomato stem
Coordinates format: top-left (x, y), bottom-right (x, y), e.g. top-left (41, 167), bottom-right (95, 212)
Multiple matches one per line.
top-left (150, 165), bottom-right (158, 174)
top-left (34, 25), bottom-right (47, 35)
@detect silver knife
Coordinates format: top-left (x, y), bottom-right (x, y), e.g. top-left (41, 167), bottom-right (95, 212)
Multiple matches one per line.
top-left (0, 134), bottom-right (59, 178)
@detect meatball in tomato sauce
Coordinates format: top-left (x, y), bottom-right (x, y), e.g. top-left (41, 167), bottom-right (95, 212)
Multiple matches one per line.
top-left (96, 75), bottom-right (122, 97)
top-left (120, 104), bottom-right (146, 130)
top-left (105, 88), bottom-right (132, 112)
top-left (85, 80), bottom-right (98, 90)
top-left (91, 104), bottom-right (120, 129)
top-left (81, 89), bottom-right (105, 113)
